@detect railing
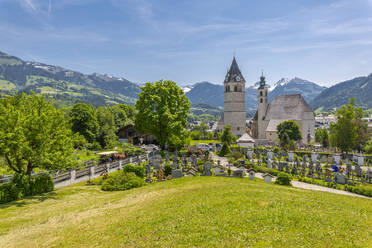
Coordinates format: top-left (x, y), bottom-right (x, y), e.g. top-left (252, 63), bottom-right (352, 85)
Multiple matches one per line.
top-left (0, 154), bottom-right (149, 187)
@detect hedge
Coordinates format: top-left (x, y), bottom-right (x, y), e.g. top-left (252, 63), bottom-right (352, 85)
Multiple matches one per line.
top-left (0, 174), bottom-right (54, 204)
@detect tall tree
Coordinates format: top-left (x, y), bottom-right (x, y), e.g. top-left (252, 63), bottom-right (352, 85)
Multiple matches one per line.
top-left (315, 128), bottom-right (329, 148)
top-left (330, 98), bottom-right (367, 153)
top-left (97, 107), bottom-right (118, 149)
top-left (277, 121), bottom-right (302, 150)
top-left (135, 80), bottom-right (190, 149)
top-left (69, 103), bottom-right (99, 144)
top-left (220, 125), bottom-right (236, 145)
top-left (0, 93), bottom-right (77, 176)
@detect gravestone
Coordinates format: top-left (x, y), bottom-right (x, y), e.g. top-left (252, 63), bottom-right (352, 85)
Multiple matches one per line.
top-left (214, 167), bottom-right (222, 174)
top-left (247, 169), bottom-right (256, 180)
top-left (355, 165), bottom-right (362, 177)
top-left (172, 169), bottom-right (184, 178)
top-left (263, 173), bottom-right (274, 183)
top-left (316, 162), bottom-right (322, 177)
top-left (346, 163), bottom-right (352, 177)
top-left (233, 169), bottom-right (245, 178)
top-left (334, 173), bottom-right (346, 185)
top-left (367, 169), bottom-right (372, 183)
top-left (278, 162), bottom-right (284, 171)
top-left (288, 151), bottom-right (294, 162)
top-left (267, 151), bottom-right (274, 160)
top-left (311, 153), bottom-right (318, 163)
top-left (267, 159), bottom-right (272, 169)
top-left (333, 154), bottom-right (341, 164)
top-left (357, 156), bottom-right (365, 166)
top-left (204, 162), bottom-right (212, 176)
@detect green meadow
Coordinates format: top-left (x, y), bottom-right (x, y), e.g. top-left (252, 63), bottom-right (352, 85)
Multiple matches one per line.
top-left (0, 177), bottom-right (371, 248)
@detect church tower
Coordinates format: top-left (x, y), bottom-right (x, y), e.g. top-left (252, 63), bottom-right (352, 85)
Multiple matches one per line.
top-left (223, 57), bottom-right (246, 136)
top-left (257, 73), bottom-right (268, 139)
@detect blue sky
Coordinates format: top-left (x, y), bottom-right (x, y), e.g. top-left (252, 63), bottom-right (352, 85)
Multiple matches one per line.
top-left (1, 0), bottom-right (372, 86)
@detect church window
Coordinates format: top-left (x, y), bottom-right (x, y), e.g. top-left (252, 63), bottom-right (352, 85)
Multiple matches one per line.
top-left (234, 86), bottom-right (237, 92)
top-left (237, 127), bottom-right (240, 131)
top-left (260, 91), bottom-right (263, 96)
top-left (260, 98), bottom-right (263, 103)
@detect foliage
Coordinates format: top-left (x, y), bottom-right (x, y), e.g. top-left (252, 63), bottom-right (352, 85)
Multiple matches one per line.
top-left (69, 103), bottom-right (99, 144)
top-left (218, 142), bottom-right (231, 157)
top-left (164, 164), bottom-right (172, 177)
top-left (329, 98), bottom-right (367, 153)
top-left (101, 171), bottom-right (144, 191)
top-left (227, 151), bottom-right (244, 160)
top-left (274, 172), bottom-right (292, 186)
top-left (0, 93), bottom-right (77, 176)
top-left (277, 121), bottom-right (302, 150)
top-left (220, 125), bottom-right (237, 145)
top-left (364, 139), bottom-right (372, 154)
top-left (122, 164), bottom-right (145, 178)
top-left (135, 80), bottom-right (190, 149)
top-left (315, 128), bottom-right (329, 148)
top-left (96, 106), bottom-right (118, 149)
top-left (0, 173), bottom-right (54, 204)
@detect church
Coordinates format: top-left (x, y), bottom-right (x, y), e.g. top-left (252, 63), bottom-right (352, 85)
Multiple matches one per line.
top-left (251, 73), bottom-right (315, 145)
top-left (218, 57), bottom-right (315, 144)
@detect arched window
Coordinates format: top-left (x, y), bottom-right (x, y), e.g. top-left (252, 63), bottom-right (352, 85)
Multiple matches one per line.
top-left (260, 91), bottom-right (263, 96)
top-left (234, 86), bottom-right (237, 92)
top-left (260, 98), bottom-right (263, 103)
top-left (227, 86), bottom-right (230, 92)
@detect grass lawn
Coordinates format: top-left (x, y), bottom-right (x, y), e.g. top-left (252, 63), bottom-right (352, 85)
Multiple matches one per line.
top-left (0, 177), bottom-right (371, 248)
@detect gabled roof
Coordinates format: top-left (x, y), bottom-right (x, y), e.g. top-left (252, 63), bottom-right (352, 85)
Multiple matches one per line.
top-left (237, 133), bottom-right (255, 143)
top-left (264, 94), bottom-right (313, 120)
top-left (224, 57), bottom-right (245, 83)
top-left (266, 119), bottom-right (288, 132)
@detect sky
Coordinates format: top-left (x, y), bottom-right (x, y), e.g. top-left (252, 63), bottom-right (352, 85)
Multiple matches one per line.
top-left (1, 0), bottom-right (372, 87)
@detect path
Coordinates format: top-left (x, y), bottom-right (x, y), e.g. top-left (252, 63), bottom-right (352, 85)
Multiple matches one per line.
top-left (210, 153), bottom-right (371, 199)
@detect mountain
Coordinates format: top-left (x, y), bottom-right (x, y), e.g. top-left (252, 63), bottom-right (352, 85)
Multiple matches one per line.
top-left (186, 78), bottom-right (325, 115)
top-left (268, 77), bottom-right (326, 103)
top-left (0, 51), bottom-right (140, 107)
top-left (310, 74), bottom-right (372, 111)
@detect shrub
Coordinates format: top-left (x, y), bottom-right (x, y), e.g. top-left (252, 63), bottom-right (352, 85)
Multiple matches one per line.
top-left (101, 171), bottom-right (144, 191)
top-left (218, 142), bottom-right (231, 157)
top-left (123, 164), bottom-right (145, 178)
top-left (0, 173), bottom-right (54, 204)
top-left (164, 164), bottom-right (172, 177)
top-left (0, 182), bottom-right (22, 204)
top-left (275, 172), bottom-right (292, 186)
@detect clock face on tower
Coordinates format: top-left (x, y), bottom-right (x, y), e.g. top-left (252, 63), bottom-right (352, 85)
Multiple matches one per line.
top-left (236, 76), bottom-right (241, 82)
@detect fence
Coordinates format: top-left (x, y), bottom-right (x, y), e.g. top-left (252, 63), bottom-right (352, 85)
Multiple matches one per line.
top-left (0, 154), bottom-right (148, 189)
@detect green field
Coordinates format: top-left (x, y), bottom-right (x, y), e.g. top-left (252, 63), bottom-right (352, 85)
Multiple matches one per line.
top-left (0, 177), bottom-right (371, 247)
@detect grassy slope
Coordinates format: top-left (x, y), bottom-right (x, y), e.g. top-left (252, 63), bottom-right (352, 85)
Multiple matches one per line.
top-left (0, 177), bottom-right (371, 248)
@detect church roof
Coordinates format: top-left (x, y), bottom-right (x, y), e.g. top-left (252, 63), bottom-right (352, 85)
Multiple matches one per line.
top-left (224, 57), bottom-right (245, 83)
top-left (237, 133), bottom-right (255, 143)
top-left (266, 119), bottom-right (288, 132)
top-left (264, 94), bottom-right (313, 120)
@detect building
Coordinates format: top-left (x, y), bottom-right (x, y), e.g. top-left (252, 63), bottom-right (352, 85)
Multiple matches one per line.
top-left (217, 57), bottom-right (246, 136)
top-left (252, 74), bottom-right (315, 145)
top-left (315, 114), bottom-right (336, 129)
top-left (237, 133), bottom-right (255, 148)
top-left (117, 124), bottom-right (155, 145)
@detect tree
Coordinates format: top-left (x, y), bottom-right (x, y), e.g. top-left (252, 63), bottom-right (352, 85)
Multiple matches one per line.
top-left (315, 128), bottom-right (329, 148)
top-left (329, 98), bottom-right (367, 153)
top-left (135, 80), bottom-right (190, 149)
top-left (97, 107), bottom-right (118, 149)
top-left (218, 141), bottom-right (231, 157)
top-left (69, 103), bottom-right (99, 144)
top-left (194, 122), bottom-right (209, 139)
top-left (109, 105), bottom-right (129, 131)
top-left (277, 121), bottom-right (302, 150)
top-left (220, 125), bottom-right (237, 145)
top-left (0, 93), bottom-right (77, 176)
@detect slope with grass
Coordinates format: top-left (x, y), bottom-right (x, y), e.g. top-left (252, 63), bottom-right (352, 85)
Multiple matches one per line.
top-left (0, 177), bottom-right (371, 247)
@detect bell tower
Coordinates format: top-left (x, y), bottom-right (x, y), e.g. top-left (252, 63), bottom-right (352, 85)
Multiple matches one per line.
top-left (257, 72), bottom-right (268, 139)
top-left (223, 57), bottom-right (246, 136)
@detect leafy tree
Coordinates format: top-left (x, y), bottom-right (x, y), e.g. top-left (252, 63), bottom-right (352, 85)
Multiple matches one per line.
top-left (329, 98), bottom-right (367, 153)
top-left (193, 122), bottom-right (209, 139)
top-left (364, 139), bottom-right (372, 154)
top-left (218, 141), bottom-right (231, 157)
top-left (277, 121), bottom-right (302, 150)
top-left (0, 93), bottom-right (77, 176)
top-left (190, 130), bottom-right (202, 140)
top-left (97, 107), bottom-right (118, 149)
top-left (135, 80), bottom-right (190, 149)
top-left (220, 125), bottom-right (237, 145)
top-left (109, 105), bottom-right (129, 131)
top-left (315, 128), bottom-right (329, 148)
top-left (69, 103), bottom-right (99, 144)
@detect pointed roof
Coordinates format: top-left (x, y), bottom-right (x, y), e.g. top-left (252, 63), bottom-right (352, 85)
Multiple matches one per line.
top-left (237, 133), bottom-right (255, 143)
top-left (224, 57), bottom-right (245, 83)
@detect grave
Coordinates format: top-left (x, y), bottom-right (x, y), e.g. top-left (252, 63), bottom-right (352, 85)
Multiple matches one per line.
top-left (172, 169), bottom-right (184, 178)
top-left (263, 173), bottom-right (274, 183)
top-left (247, 168), bottom-right (256, 180)
top-left (288, 151), bottom-right (294, 162)
top-left (357, 156), bottom-right (364, 166)
top-left (334, 173), bottom-right (346, 185)
top-left (233, 169), bottom-right (245, 178)
top-left (204, 162), bottom-right (213, 176)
